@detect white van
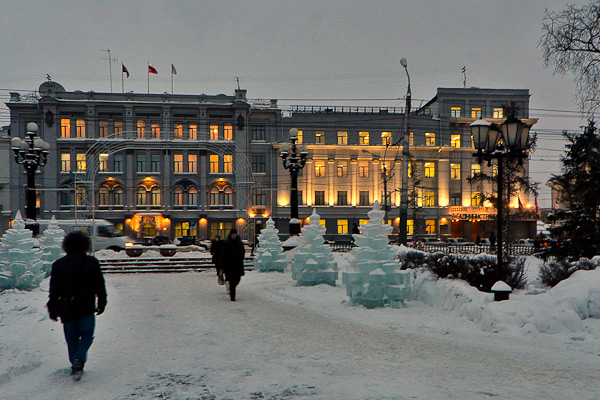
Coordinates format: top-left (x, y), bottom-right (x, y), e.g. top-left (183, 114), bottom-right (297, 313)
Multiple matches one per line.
top-left (36, 219), bottom-right (133, 251)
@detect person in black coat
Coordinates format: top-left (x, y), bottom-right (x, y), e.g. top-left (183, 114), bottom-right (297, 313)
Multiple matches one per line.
top-left (47, 231), bottom-right (107, 378)
top-left (210, 235), bottom-right (224, 276)
top-left (220, 229), bottom-right (245, 301)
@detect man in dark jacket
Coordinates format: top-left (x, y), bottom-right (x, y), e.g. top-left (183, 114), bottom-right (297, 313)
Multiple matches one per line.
top-left (220, 229), bottom-right (245, 301)
top-left (47, 231), bottom-right (107, 380)
top-left (210, 235), bottom-right (224, 276)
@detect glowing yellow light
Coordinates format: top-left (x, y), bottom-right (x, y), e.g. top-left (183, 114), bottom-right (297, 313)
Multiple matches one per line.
top-left (199, 218), bottom-right (207, 224)
top-left (278, 198), bottom-right (289, 207)
top-left (440, 217), bottom-right (448, 224)
top-left (526, 203), bottom-right (532, 208)
top-left (238, 218), bottom-right (246, 223)
top-left (462, 199), bottom-right (471, 207)
top-left (248, 212), bottom-right (256, 218)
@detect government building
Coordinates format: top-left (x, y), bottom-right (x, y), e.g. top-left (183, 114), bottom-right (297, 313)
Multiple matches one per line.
top-left (5, 81), bottom-right (538, 242)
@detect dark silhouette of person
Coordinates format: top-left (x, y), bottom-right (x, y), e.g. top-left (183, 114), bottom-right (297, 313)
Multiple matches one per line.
top-left (220, 229), bottom-right (245, 301)
top-left (210, 235), bottom-right (224, 276)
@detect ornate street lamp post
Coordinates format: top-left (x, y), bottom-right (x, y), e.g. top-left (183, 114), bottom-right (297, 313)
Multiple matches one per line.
top-left (10, 122), bottom-right (50, 222)
top-left (280, 128), bottom-right (308, 235)
top-left (470, 114), bottom-right (530, 270)
top-left (398, 57), bottom-right (412, 245)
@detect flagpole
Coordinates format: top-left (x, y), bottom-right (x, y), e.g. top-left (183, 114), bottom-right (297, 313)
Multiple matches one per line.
top-left (121, 63), bottom-right (124, 94)
top-left (147, 61), bottom-right (150, 94)
top-left (171, 68), bottom-right (173, 94)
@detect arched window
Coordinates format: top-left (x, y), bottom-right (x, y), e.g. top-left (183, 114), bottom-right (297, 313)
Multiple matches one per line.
top-left (223, 187), bottom-right (233, 206)
top-left (210, 187), bottom-right (219, 206)
top-left (136, 186), bottom-right (146, 205)
top-left (60, 185), bottom-right (74, 206)
top-left (174, 187), bottom-right (183, 206)
top-left (151, 186), bottom-right (161, 206)
top-left (76, 187), bottom-right (86, 206)
top-left (188, 186), bottom-right (198, 206)
top-left (98, 186), bottom-right (109, 206)
top-left (114, 186), bottom-right (124, 206)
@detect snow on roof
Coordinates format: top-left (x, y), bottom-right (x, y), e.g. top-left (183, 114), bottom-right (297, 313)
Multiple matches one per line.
top-left (491, 281), bottom-right (512, 292)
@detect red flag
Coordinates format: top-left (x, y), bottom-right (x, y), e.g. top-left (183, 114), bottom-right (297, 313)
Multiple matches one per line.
top-left (148, 64), bottom-right (158, 74)
top-left (122, 63), bottom-right (129, 78)
top-left (518, 197), bottom-right (523, 212)
top-left (535, 199), bottom-right (539, 214)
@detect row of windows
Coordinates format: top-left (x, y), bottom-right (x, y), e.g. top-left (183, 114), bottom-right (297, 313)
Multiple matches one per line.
top-left (450, 106), bottom-right (504, 119)
top-left (319, 219), bottom-right (435, 235)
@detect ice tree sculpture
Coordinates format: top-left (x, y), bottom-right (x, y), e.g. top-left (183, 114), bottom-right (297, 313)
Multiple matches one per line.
top-left (255, 217), bottom-right (286, 272)
top-left (0, 211), bottom-right (46, 291)
top-left (342, 201), bottom-right (411, 308)
top-left (291, 209), bottom-right (338, 286)
top-left (39, 216), bottom-right (65, 277)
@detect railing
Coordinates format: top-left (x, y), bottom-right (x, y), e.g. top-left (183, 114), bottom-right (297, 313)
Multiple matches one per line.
top-left (415, 244), bottom-right (535, 256)
top-left (286, 105), bottom-right (406, 115)
top-left (329, 240), bottom-right (356, 252)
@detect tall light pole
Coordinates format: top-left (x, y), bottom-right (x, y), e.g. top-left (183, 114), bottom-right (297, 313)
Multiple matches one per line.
top-left (10, 122), bottom-right (50, 222)
top-left (362, 148), bottom-right (392, 222)
top-left (280, 128), bottom-right (308, 235)
top-left (398, 57), bottom-right (412, 244)
top-left (470, 113), bottom-right (530, 271)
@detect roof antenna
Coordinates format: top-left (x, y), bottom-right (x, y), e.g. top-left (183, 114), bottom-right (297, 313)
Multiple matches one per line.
top-left (46, 74), bottom-right (52, 82)
top-left (462, 66), bottom-right (467, 88)
top-left (236, 77), bottom-right (240, 90)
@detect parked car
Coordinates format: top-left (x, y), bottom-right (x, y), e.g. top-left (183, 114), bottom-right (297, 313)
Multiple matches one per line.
top-left (138, 237), bottom-right (154, 246)
top-left (173, 236), bottom-right (197, 246)
top-left (512, 239), bottom-right (534, 247)
top-left (446, 238), bottom-right (473, 246)
top-left (152, 235), bottom-right (170, 246)
top-left (421, 238), bottom-right (445, 245)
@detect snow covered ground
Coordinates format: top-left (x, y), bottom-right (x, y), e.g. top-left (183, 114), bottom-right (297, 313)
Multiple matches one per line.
top-left (1, 255), bottom-right (600, 399)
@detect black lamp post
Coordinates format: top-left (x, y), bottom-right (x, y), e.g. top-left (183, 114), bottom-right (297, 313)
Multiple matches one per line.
top-left (10, 122), bottom-right (50, 222)
top-left (470, 116), bottom-right (530, 270)
top-left (280, 128), bottom-right (308, 235)
top-left (399, 57), bottom-right (412, 245)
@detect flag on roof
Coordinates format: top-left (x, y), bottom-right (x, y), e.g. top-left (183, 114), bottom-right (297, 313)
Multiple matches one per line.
top-left (148, 64), bottom-right (158, 74)
top-left (518, 197), bottom-right (524, 211)
top-left (122, 63), bottom-right (129, 78)
top-left (171, 64), bottom-right (177, 75)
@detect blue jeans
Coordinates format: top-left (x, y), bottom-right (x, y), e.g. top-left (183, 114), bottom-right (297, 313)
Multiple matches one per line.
top-left (63, 314), bottom-right (95, 365)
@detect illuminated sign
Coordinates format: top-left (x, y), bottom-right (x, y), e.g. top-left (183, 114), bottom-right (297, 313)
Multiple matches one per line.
top-left (449, 206), bottom-right (496, 221)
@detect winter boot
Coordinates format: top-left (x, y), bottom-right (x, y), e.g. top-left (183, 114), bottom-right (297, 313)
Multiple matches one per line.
top-left (225, 281), bottom-right (230, 295)
top-left (71, 358), bottom-right (84, 381)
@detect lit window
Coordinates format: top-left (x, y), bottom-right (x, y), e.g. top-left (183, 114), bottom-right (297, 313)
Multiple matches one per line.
top-left (224, 155), bottom-right (233, 173)
top-left (174, 124), bottom-right (183, 139)
top-left (472, 192), bottom-right (482, 207)
top-left (174, 187), bottom-right (183, 206)
top-left (359, 161), bottom-right (369, 177)
top-left (471, 163), bottom-right (481, 178)
top-left (450, 107), bottom-right (461, 117)
top-left (76, 187), bottom-right (86, 206)
top-left (492, 164), bottom-right (498, 178)
top-left (315, 130), bottom-right (325, 144)
top-left (381, 132), bottom-right (392, 145)
top-left (210, 124), bottom-right (219, 140)
top-left (425, 220), bottom-right (436, 234)
top-left (224, 187), bottom-right (233, 205)
top-left (297, 130), bottom-right (303, 144)
top-left (150, 123), bottom-right (160, 139)
top-left (314, 161), bottom-right (326, 177)
top-left (407, 220), bottom-right (414, 235)
top-left (381, 161), bottom-right (391, 176)
top-left (60, 119), bottom-right (71, 138)
top-left (224, 123), bottom-right (233, 140)
top-left (425, 162), bottom-right (435, 178)
top-left (337, 161), bottom-right (347, 177)
top-left (188, 154), bottom-right (198, 173)
top-left (359, 219), bottom-right (368, 227)
top-left (113, 121), bottom-right (123, 138)
top-left (408, 162), bottom-right (412, 178)
top-left (61, 153), bottom-right (71, 172)
top-left (188, 187), bottom-right (198, 206)
top-left (337, 191), bottom-right (347, 206)
top-left (188, 124), bottom-right (197, 140)
top-left (99, 153), bottom-right (109, 172)
top-left (151, 186), bottom-right (161, 206)
top-left (451, 134), bottom-right (461, 148)
top-left (314, 191), bottom-right (325, 205)
top-left (337, 219), bottom-right (349, 234)
top-left (471, 107), bottom-right (482, 118)
top-left (409, 132), bottom-right (414, 146)
top-left (359, 191), bottom-right (370, 206)
top-left (359, 131), bottom-right (370, 145)
top-left (76, 119), bottom-right (86, 138)
top-left (209, 154), bottom-right (219, 173)
top-left (493, 108), bottom-right (504, 118)
top-left (99, 120), bottom-right (108, 138)
top-left (319, 219), bottom-right (326, 228)
top-left (450, 163), bottom-right (461, 180)
top-left (337, 131), bottom-right (348, 145)
top-left (76, 153), bottom-right (86, 172)
top-left (98, 187), bottom-right (109, 206)
top-left (174, 154), bottom-right (184, 173)
top-left (425, 191), bottom-right (435, 207)
top-left (136, 120), bottom-right (146, 138)
top-left (425, 132), bottom-right (436, 146)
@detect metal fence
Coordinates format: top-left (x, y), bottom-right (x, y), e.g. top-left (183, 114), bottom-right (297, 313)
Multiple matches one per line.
top-left (418, 244), bottom-right (535, 256)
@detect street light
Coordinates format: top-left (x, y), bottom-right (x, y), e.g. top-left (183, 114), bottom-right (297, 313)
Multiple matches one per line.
top-left (11, 122), bottom-right (50, 222)
top-left (398, 57), bottom-right (412, 244)
top-left (280, 128), bottom-right (308, 235)
top-left (470, 115), bottom-right (530, 272)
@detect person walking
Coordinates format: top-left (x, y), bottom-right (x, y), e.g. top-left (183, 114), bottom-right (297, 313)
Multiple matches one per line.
top-left (210, 235), bottom-right (224, 277)
top-left (47, 231), bottom-right (107, 381)
top-left (220, 229), bottom-right (245, 301)
top-left (489, 232), bottom-right (497, 252)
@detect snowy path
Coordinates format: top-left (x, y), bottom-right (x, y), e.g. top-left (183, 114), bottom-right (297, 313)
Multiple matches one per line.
top-left (0, 272), bottom-right (599, 399)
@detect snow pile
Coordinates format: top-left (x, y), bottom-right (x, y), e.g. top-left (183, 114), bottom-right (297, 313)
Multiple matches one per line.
top-left (413, 268), bottom-right (600, 337)
top-left (38, 216), bottom-right (65, 277)
top-left (0, 211), bottom-right (46, 291)
top-left (255, 217), bottom-right (286, 272)
top-left (342, 201), bottom-right (410, 308)
top-left (291, 209), bottom-right (337, 286)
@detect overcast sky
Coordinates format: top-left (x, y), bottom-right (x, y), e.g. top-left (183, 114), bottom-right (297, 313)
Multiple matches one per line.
top-left (0, 0), bottom-right (586, 206)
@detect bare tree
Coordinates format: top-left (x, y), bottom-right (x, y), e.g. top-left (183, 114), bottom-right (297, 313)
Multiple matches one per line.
top-left (540, 3), bottom-right (600, 114)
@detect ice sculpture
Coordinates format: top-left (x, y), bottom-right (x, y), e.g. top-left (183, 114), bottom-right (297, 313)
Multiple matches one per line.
top-left (39, 216), bottom-right (65, 277)
top-left (0, 211), bottom-right (46, 291)
top-left (255, 217), bottom-right (286, 272)
top-left (291, 209), bottom-right (338, 286)
top-left (342, 201), bottom-right (411, 308)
